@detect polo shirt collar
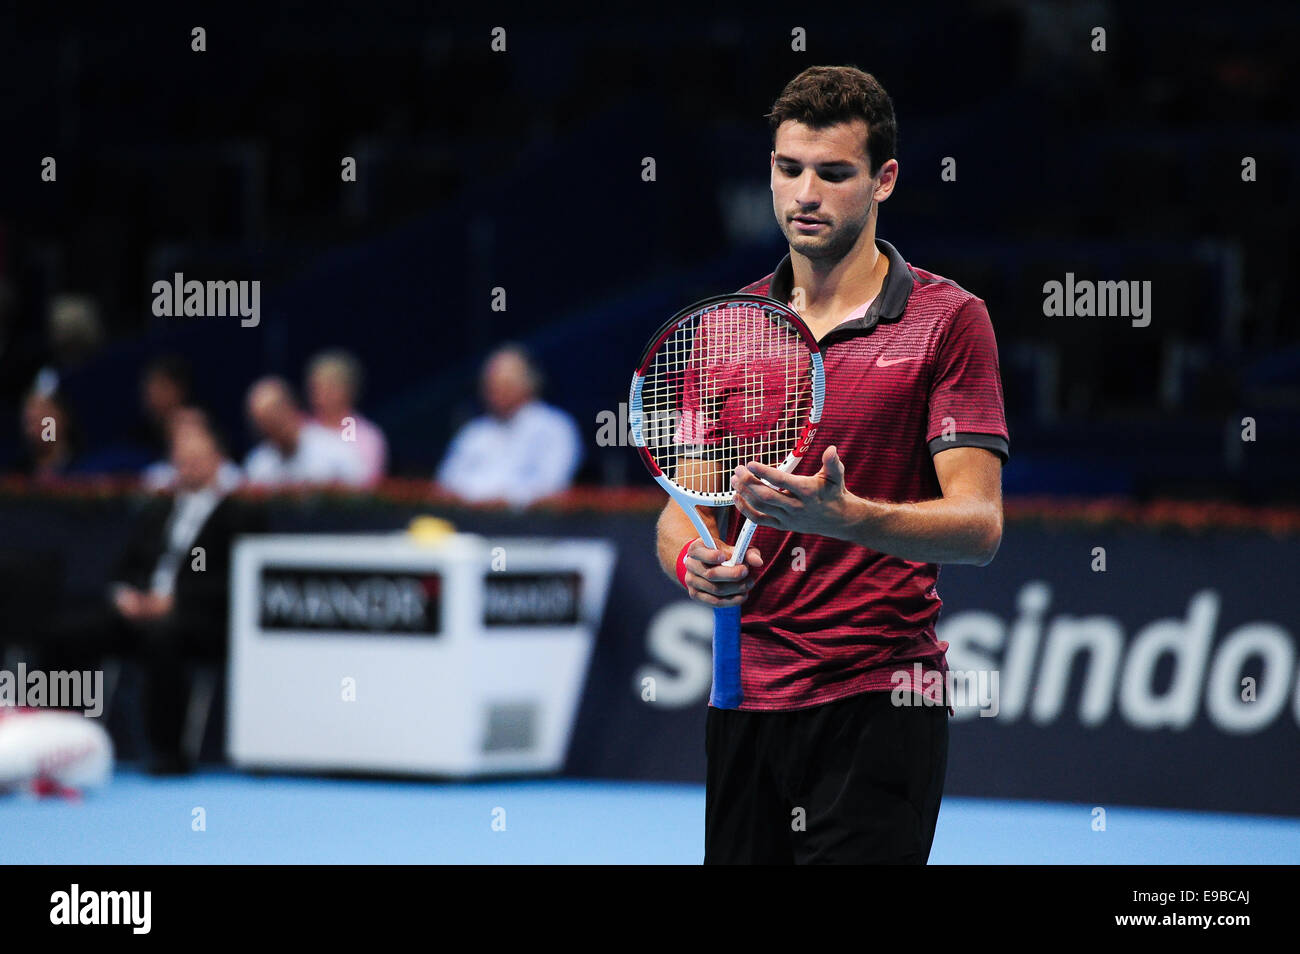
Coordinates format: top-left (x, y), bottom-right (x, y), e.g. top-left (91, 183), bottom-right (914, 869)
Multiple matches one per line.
top-left (766, 238), bottom-right (912, 333)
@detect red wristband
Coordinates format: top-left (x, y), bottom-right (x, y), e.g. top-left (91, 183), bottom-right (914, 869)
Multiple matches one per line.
top-left (675, 538), bottom-right (699, 588)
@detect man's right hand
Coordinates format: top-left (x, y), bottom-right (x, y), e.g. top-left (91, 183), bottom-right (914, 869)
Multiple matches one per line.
top-left (683, 541), bottom-right (764, 607)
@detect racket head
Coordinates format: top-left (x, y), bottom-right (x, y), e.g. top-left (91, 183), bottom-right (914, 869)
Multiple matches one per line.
top-left (629, 293), bottom-right (825, 507)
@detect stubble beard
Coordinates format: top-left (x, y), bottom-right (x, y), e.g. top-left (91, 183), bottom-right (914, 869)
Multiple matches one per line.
top-left (782, 203), bottom-right (872, 266)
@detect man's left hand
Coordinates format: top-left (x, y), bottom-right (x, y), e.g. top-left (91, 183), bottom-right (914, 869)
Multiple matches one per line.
top-left (731, 445), bottom-right (858, 537)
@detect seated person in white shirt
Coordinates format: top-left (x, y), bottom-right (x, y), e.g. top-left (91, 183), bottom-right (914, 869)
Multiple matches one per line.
top-left (305, 349), bottom-right (387, 487)
top-left (242, 376), bottom-right (367, 488)
top-left (435, 344), bottom-right (582, 508)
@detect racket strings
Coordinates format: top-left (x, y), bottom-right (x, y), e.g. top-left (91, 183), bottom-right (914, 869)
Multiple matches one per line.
top-left (641, 302), bottom-right (814, 499)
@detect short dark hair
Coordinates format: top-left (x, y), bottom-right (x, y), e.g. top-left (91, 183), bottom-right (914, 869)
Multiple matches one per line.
top-left (766, 66), bottom-right (897, 176)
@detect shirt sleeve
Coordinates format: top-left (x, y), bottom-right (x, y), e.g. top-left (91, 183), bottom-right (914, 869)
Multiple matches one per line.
top-left (243, 445), bottom-right (275, 485)
top-left (362, 421), bottom-right (388, 484)
top-left (925, 298), bottom-right (1010, 462)
top-left (435, 424), bottom-right (474, 492)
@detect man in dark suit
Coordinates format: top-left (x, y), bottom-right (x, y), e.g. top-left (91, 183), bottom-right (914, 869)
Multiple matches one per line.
top-left (40, 420), bottom-right (262, 773)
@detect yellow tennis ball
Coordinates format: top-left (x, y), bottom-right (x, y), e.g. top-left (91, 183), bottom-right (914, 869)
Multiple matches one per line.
top-left (407, 516), bottom-right (455, 543)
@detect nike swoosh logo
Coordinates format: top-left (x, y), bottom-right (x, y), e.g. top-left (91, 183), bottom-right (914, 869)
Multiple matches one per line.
top-left (876, 355), bottom-right (920, 368)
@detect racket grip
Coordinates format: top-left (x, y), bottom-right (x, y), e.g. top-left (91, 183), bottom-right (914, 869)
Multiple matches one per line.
top-left (710, 605), bottom-right (743, 709)
top-left (727, 519), bottom-right (759, 566)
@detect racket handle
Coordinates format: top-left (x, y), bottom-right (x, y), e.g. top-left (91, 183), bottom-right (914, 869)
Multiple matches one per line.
top-left (725, 518), bottom-right (759, 567)
top-left (710, 605), bottom-right (743, 709)
top-left (711, 516), bottom-right (755, 707)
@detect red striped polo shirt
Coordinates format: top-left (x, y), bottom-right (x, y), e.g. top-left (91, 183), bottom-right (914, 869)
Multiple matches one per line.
top-left (727, 238), bottom-right (1009, 710)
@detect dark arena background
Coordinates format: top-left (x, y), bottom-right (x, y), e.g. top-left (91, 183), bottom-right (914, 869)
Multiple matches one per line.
top-left (0, 0), bottom-right (1297, 890)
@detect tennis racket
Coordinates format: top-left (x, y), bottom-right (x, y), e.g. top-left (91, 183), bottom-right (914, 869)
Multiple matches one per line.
top-left (629, 293), bottom-right (825, 709)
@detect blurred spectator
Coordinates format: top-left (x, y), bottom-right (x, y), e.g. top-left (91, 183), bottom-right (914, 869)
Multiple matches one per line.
top-left (142, 407), bottom-right (243, 492)
top-left (138, 354), bottom-right (196, 483)
top-left (29, 420), bottom-right (264, 773)
top-left (436, 344), bottom-right (582, 507)
top-left (306, 349), bottom-right (387, 486)
top-left (140, 355), bottom-right (192, 445)
top-left (18, 387), bottom-right (79, 481)
top-left (39, 294), bottom-right (105, 384)
top-left (243, 376), bottom-right (366, 487)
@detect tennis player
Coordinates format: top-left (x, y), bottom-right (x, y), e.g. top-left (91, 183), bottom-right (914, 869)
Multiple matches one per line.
top-left (655, 65), bottom-right (1009, 864)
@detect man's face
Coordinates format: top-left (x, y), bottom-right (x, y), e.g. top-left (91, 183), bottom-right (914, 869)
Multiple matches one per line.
top-left (248, 390), bottom-right (298, 447)
top-left (481, 352), bottom-right (533, 419)
top-left (307, 366), bottom-right (350, 419)
top-left (770, 119), bottom-right (880, 263)
top-left (171, 426), bottom-right (221, 491)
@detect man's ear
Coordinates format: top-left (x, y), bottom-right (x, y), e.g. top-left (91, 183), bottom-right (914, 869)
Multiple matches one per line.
top-left (874, 158), bottom-right (900, 202)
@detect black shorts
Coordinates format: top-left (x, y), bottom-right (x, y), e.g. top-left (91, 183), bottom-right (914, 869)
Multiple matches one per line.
top-left (705, 689), bottom-right (949, 864)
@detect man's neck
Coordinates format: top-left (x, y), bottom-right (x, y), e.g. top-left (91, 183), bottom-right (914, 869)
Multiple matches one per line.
top-left (318, 410), bottom-right (353, 429)
top-left (788, 230), bottom-right (887, 337)
top-left (276, 424), bottom-right (303, 457)
top-left (493, 399), bottom-right (534, 423)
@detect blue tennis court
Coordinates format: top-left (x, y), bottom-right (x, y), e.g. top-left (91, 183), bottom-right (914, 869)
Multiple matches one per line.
top-left (5, 768), bottom-right (1298, 864)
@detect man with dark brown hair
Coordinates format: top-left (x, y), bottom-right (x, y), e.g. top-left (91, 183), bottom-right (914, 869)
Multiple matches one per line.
top-left (655, 66), bottom-right (1009, 863)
